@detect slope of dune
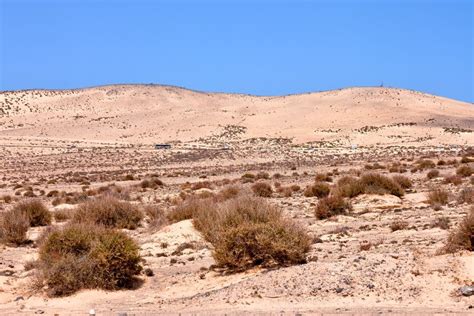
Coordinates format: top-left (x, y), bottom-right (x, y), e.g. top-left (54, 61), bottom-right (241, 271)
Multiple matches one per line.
top-left (0, 85), bottom-right (472, 147)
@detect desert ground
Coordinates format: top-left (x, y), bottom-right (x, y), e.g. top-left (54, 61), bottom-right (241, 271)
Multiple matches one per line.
top-left (0, 85), bottom-right (473, 315)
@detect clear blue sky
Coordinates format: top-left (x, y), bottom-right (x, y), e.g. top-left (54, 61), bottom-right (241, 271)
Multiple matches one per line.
top-left (1, 0), bottom-right (472, 102)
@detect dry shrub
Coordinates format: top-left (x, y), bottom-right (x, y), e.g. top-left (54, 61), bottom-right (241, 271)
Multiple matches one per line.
top-left (0, 208), bottom-right (30, 245)
top-left (315, 195), bottom-right (352, 219)
top-left (191, 181), bottom-right (212, 191)
top-left (456, 165), bottom-right (473, 177)
top-left (315, 173), bottom-right (333, 182)
top-left (277, 186), bottom-right (293, 197)
top-left (442, 208), bottom-right (474, 253)
top-left (256, 171), bottom-right (270, 180)
top-left (427, 187), bottom-right (449, 206)
top-left (251, 182), bottom-right (273, 197)
top-left (392, 175), bottom-right (413, 189)
top-left (430, 216), bottom-right (450, 230)
top-left (365, 163), bottom-right (385, 170)
top-left (358, 173), bottom-right (404, 197)
top-left (167, 197), bottom-right (208, 223)
top-left (1, 194), bottom-right (12, 203)
top-left (72, 196), bottom-right (143, 229)
top-left (241, 173), bottom-right (256, 179)
top-left (390, 220), bottom-right (409, 232)
top-left (12, 199), bottom-right (51, 227)
top-left (461, 156), bottom-right (474, 163)
top-left (426, 169), bottom-right (440, 179)
top-left (304, 182), bottom-right (330, 198)
top-left (216, 185), bottom-right (242, 201)
top-left (38, 224), bottom-right (142, 296)
top-left (444, 174), bottom-right (463, 186)
top-left (140, 177), bottom-right (164, 189)
top-left (143, 205), bottom-right (167, 230)
top-left (336, 176), bottom-right (364, 198)
top-left (53, 209), bottom-right (75, 222)
top-left (417, 159), bottom-right (436, 170)
top-left (290, 184), bottom-right (300, 192)
top-left (458, 187), bottom-right (474, 205)
top-left (193, 196), bottom-right (310, 270)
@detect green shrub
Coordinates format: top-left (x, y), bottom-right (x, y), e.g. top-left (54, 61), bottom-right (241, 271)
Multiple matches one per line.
top-left (38, 224), bottom-right (142, 296)
top-left (72, 196), bottom-right (143, 229)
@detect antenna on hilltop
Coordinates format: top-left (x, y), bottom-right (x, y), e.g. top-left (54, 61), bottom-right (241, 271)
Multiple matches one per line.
top-left (380, 81), bottom-right (384, 87)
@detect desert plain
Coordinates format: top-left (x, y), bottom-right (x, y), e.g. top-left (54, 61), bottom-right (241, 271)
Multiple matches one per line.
top-left (0, 85), bottom-right (473, 314)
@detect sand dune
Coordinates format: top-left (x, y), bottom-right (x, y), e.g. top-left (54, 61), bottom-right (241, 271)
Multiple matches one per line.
top-left (1, 85), bottom-right (472, 147)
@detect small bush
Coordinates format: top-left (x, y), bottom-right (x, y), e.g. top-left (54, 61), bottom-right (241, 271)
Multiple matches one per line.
top-left (216, 185), bottom-right (242, 201)
top-left (53, 209), bottom-right (74, 222)
top-left (359, 173), bottom-right (404, 197)
top-left (0, 208), bottom-right (30, 245)
top-left (427, 187), bottom-right (449, 206)
top-left (251, 182), bottom-right (273, 197)
top-left (392, 175), bottom-right (413, 189)
top-left (315, 195), bottom-right (352, 219)
top-left (444, 174), bottom-right (463, 185)
top-left (458, 187), bottom-right (474, 205)
top-left (72, 196), bottom-right (143, 229)
top-left (315, 173), bottom-right (332, 182)
top-left (140, 177), bottom-right (163, 189)
top-left (143, 205), bottom-right (167, 230)
top-left (167, 197), bottom-right (208, 223)
top-left (304, 182), bottom-right (330, 198)
top-left (390, 220), bottom-right (409, 232)
top-left (256, 171), bottom-right (270, 180)
top-left (336, 176), bottom-right (364, 198)
top-left (426, 169), bottom-right (440, 179)
top-left (417, 159), bottom-right (435, 170)
top-left (430, 216), bottom-right (450, 230)
top-left (442, 208), bottom-right (474, 253)
top-left (456, 165), bottom-right (473, 177)
top-left (193, 196), bottom-right (310, 270)
top-left (38, 224), bottom-right (142, 296)
top-left (12, 199), bottom-right (51, 227)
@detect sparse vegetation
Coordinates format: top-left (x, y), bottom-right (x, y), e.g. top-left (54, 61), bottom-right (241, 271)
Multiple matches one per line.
top-left (12, 199), bottom-right (51, 227)
top-left (456, 165), bottom-right (473, 177)
top-left (0, 208), bottom-right (30, 245)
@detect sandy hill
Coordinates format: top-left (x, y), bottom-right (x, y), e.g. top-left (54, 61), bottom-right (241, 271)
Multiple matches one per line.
top-left (0, 85), bottom-right (472, 147)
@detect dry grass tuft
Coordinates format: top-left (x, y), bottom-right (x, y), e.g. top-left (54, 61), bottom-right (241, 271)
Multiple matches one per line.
top-left (390, 220), bottom-right (409, 232)
top-left (458, 187), bottom-right (474, 205)
top-left (38, 224), bottom-right (142, 296)
top-left (143, 205), bottom-right (167, 230)
top-left (426, 169), bottom-right (440, 180)
top-left (72, 196), bottom-right (143, 229)
top-left (167, 196), bottom-right (208, 223)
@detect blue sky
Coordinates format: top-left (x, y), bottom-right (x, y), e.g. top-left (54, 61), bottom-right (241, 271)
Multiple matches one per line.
top-left (0, 0), bottom-right (472, 102)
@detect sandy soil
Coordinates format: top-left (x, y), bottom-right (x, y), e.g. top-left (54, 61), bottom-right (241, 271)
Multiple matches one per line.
top-left (0, 85), bottom-right (473, 314)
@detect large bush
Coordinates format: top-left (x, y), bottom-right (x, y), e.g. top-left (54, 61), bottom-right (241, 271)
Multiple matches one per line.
top-left (72, 196), bottom-right (143, 229)
top-left (38, 224), bottom-right (142, 296)
top-left (193, 196), bottom-right (310, 270)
